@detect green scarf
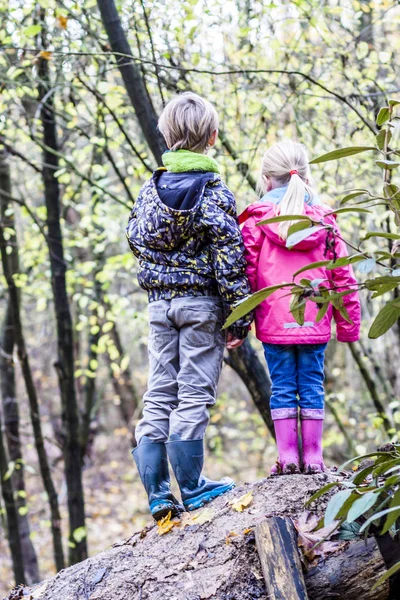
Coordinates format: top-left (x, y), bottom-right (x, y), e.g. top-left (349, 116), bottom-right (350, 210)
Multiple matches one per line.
top-left (162, 149), bottom-right (220, 173)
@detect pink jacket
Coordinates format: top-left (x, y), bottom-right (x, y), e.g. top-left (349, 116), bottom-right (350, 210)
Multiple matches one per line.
top-left (240, 201), bottom-right (361, 344)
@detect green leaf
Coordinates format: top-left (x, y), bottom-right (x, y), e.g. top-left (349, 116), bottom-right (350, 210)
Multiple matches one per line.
top-left (325, 489), bottom-right (353, 526)
top-left (337, 303), bottom-right (353, 324)
top-left (22, 24), bottom-right (42, 37)
top-left (389, 99), bottom-right (400, 107)
top-left (338, 521), bottom-right (361, 540)
top-left (347, 491), bottom-right (380, 523)
top-left (257, 215), bottom-right (312, 226)
top-left (381, 488), bottom-right (400, 534)
top-left (375, 160), bottom-right (400, 170)
top-left (305, 482), bottom-right (349, 506)
top-left (292, 260), bottom-right (332, 278)
top-left (371, 561), bottom-right (400, 591)
top-left (309, 146), bottom-right (377, 164)
top-left (222, 284), bottom-right (294, 329)
top-left (340, 189), bottom-right (370, 205)
top-left (339, 451), bottom-right (395, 471)
top-left (363, 231), bottom-right (400, 241)
top-left (286, 225), bottom-right (326, 249)
top-left (376, 129), bottom-right (391, 150)
top-left (326, 254), bottom-right (366, 269)
top-left (326, 207), bottom-right (372, 216)
top-left (368, 299), bottom-right (400, 339)
top-left (376, 107), bottom-right (390, 126)
top-left (287, 221), bottom-right (311, 238)
top-left (316, 301), bottom-right (330, 322)
top-left (18, 506), bottom-right (28, 516)
top-left (352, 463), bottom-right (376, 485)
top-left (72, 526), bottom-right (87, 543)
top-left (359, 505), bottom-right (400, 533)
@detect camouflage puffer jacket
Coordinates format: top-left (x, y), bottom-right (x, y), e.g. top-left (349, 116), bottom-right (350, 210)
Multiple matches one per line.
top-left (126, 169), bottom-right (253, 338)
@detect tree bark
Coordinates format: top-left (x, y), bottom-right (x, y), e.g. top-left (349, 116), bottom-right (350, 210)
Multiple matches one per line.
top-left (96, 0), bottom-right (166, 165)
top-left (37, 44), bottom-right (86, 564)
top-left (0, 408), bottom-right (25, 585)
top-left (348, 341), bottom-right (393, 435)
top-left (225, 338), bottom-right (274, 437)
top-left (7, 473), bottom-right (392, 600)
top-left (0, 150), bottom-right (65, 573)
top-left (256, 517), bottom-right (308, 599)
top-left (0, 152), bottom-right (40, 584)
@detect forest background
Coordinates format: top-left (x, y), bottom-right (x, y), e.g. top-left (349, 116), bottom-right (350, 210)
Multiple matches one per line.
top-left (0, 0), bottom-right (399, 593)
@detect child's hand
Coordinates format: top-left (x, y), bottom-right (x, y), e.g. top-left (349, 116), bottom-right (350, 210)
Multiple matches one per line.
top-left (226, 333), bottom-right (245, 350)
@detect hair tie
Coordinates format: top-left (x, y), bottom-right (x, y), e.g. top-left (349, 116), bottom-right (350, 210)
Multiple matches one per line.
top-left (290, 170), bottom-right (298, 176)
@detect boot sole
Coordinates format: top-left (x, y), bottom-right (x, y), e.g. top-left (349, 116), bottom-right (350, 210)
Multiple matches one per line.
top-left (184, 481), bottom-right (236, 511)
top-left (303, 463), bottom-right (325, 474)
top-left (150, 500), bottom-right (181, 521)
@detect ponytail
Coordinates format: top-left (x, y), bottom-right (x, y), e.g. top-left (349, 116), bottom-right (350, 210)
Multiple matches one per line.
top-left (258, 141), bottom-right (316, 240)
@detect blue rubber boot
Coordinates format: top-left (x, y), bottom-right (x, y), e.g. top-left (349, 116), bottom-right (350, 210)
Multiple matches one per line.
top-left (166, 436), bottom-right (235, 511)
top-left (132, 437), bottom-right (183, 521)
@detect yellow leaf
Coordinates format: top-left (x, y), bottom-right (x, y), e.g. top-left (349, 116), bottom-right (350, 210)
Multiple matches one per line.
top-left (157, 511), bottom-right (179, 535)
top-left (225, 531), bottom-right (238, 544)
top-left (57, 15), bottom-right (68, 29)
top-left (179, 508), bottom-right (213, 529)
top-left (229, 491), bottom-right (253, 512)
top-left (39, 51), bottom-right (52, 60)
top-left (243, 527), bottom-right (254, 535)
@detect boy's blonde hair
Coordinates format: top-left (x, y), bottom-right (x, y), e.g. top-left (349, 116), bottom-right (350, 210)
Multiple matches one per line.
top-left (258, 141), bottom-right (316, 239)
top-left (158, 92), bottom-right (219, 153)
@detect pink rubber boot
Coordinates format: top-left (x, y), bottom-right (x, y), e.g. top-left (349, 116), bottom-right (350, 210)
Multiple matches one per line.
top-left (301, 419), bottom-right (325, 474)
top-left (270, 418), bottom-right (301, 476)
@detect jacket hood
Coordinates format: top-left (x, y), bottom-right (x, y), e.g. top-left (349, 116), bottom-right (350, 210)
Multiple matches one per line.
top-left (240, 201), bottom-right (336, 252)
top-left (135, 170), bottom-right (220, 251)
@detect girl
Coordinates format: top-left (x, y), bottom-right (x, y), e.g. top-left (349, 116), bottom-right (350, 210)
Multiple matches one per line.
top-left (240, 141), bottom-right (361, 475)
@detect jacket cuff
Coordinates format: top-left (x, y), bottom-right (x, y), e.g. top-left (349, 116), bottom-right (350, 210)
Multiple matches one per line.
top-left (227, 324), bottom-right (250, 340)
top-left (337, 333), bottom-right (360, 343)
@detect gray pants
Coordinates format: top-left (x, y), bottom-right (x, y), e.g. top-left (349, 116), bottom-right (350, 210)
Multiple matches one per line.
top-left (135, 296), bottom-right (225, 443)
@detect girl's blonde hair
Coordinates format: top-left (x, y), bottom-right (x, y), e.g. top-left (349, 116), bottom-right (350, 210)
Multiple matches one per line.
top-left (258, 141), bottom-right (316, 239)
top-left (158, 92), bottom-right (219, 153)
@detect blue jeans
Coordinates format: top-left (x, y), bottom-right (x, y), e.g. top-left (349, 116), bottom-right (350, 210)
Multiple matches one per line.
top-left (263, 343), bottom-right (327, 421)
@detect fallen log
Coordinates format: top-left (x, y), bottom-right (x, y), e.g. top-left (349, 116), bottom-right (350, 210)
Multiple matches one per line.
top-left (256, 517), bottom-right (308, 599)
top-left (4, 473), bottom-right (392, 600)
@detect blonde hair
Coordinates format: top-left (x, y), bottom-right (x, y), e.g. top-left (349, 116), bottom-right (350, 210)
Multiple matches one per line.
top-left (258, 141), bottom-right (316, 239)
top-left (158, 92), bottom-right (219, 153)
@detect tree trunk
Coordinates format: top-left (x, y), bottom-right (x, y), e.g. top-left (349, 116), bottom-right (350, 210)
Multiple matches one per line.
top-left (1, 303), bottom-right (40, 584)
top-left (7, 473), bottom-right (393, 600)
top-left (225, 339), bottom-right (274, 437)
top-left (0, 152), bottom-right (40, 584)
top-left (0, 410), bottom-right (25, 586)
top-left (37, 44), bottom-right (86, 564)
top-left (96, 0), bottom-right (166, 165)
top-left (0, 150), bottom-right (65, 572)
top-left (348, 341), bottom-right (393, 435)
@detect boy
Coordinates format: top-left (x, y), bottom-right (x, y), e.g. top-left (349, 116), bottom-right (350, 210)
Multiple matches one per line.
top-left (127, 92), bottom-right (252, 520)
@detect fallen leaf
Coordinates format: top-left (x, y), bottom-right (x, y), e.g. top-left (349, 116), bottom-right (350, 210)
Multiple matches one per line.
top-left (229, 491), bottom-right (253, 512)
top-left (39, 51), bottom-right (52, 60)
top-left (30, 582), bottom-right (48, 598)
top-left (225, 531), bottom-right (238, 544)
top-left (180, 508), bottom-right (213, 529)
top-left (243, 527), bottom-right (254, 534)
top-left (294, 511), bottom-right (344, 564)
top-left (157, 511), bottom-right (179, 535)
top-left (57, 15), bottom-right (68, 29)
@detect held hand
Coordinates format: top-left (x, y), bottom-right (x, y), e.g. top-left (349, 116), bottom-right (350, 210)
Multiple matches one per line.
top-left (226, 333), bottom-right (245, 350)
